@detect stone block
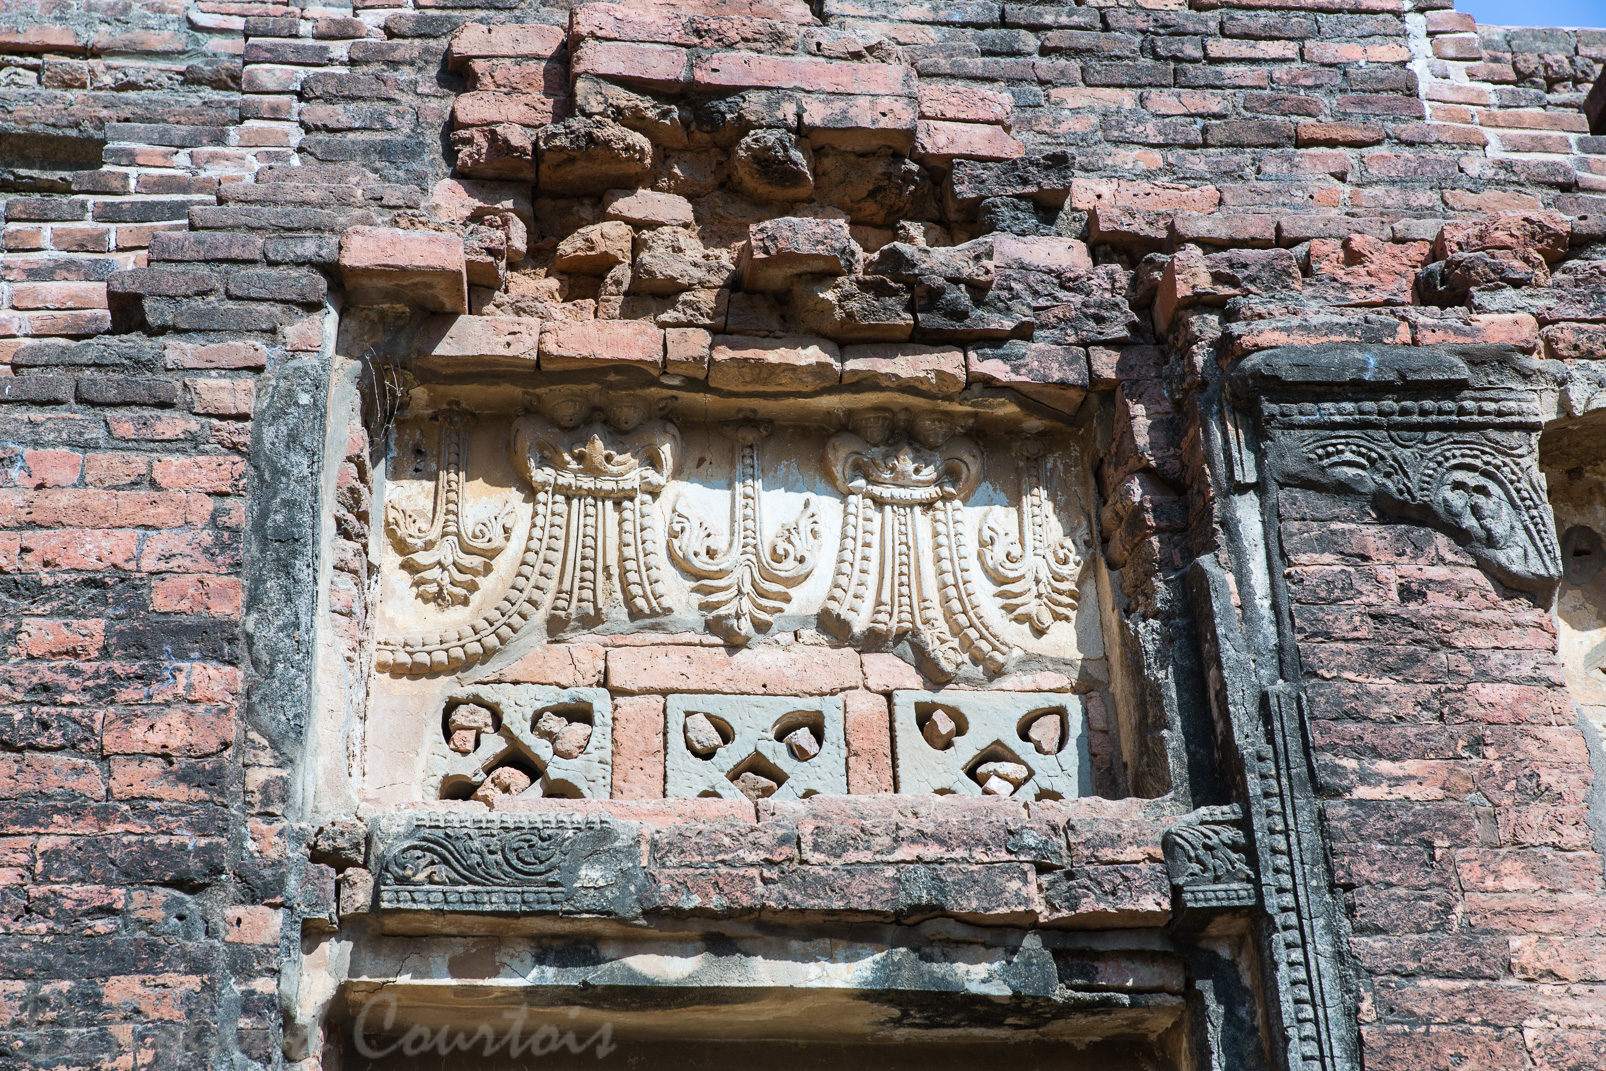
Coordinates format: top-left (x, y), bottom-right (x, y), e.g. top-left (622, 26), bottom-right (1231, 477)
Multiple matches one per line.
top-left (841, 342), bottom-right (965, 394)
top-left (539, 320), bottom-right (664, 372)
top-left (429, 685), bottom-right (613, 801)
top-left (890, 691), bottom-right (1092, 800)
top-left (602, 189), bottom-right (694, 228)
top-left (707, 335), bottom-right (842, 392)
top-left (665, 694), bottom-right (848, 801)
top-left (338, 226), bottom-right (467, 313)
top-left (740, 217), bottom-right (859, 291)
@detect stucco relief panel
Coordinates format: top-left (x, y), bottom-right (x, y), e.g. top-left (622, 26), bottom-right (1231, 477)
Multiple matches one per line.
top-left (361, 390), bottom-right (1108, 804)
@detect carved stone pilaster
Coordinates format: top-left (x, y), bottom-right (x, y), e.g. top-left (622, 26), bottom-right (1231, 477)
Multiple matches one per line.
top-left (1232, 344), bottom-right (1562, 596)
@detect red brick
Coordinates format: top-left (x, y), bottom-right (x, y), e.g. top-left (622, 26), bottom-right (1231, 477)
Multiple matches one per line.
top-left (843, 689), bottom-right (892, 794)
top-left (691, 53), bottom-right (915, 97)
top-left (1360, 1025), bottom-right (1527, 1071)
top-left (650, 822), bottom-right (796, 868)
top-left (108, 756), bottom-right (228, 803)
top-left (0, 753), bottom-right (104, 799)
top-left (451, 91), bottom-right (569, 128)
top-left (571, 39), bottom-right (690, 89)
top-left (914, 120), bottom-right (1025, 163)
top-left (16, 529), bottom-right (140, 571)
top-left (447, 22), bottom-right (565, 66)
top-left (611, 694), bottom-right (665, 800)
top-left (605, 644), bottom-right (862, 695)
top-left (11, 619), bottom-right (105, 658)
top-left (14, 449), bottom-right (82, 489)
top-left (1412, 313), bottom-right (1539, 351)
top-left (708, 336), bottom-right (842, 392)
top-left (84, 454), bottom-right (150, 489)
top-left (151, 456), bottom-right (245, 494)
top-left (165, 340), bottom-right (268, 371)
top-left (917, 85), bottom-right (1013, 126)
top-left (339, 226), bottom-right (467, 314)
top-left (103, 706), bottom-right (235, 758)
top-left (9, 282), bottom-right (108, 310)
top-left (224, 906), bottom-right (282, 945)
top-left (139, 530), bottom-right (239, 574)
top-left (482, 643), bottom-right (605, 686)
top-left (150, 575), bottom-right (244, 617)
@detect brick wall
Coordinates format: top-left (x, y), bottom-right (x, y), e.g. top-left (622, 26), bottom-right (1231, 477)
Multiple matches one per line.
top-left (1287, 485), bottom-right (1606, 1070)
top-left (2, 0), bottom-right (1604, 1066)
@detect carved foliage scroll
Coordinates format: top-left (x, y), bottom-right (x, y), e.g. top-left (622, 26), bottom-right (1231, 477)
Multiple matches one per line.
top-left (668, 422), bottom-right (821, 645)
top-left (1162, 804), bottom-right (1257, 911)
top-left (385, 406), bottom-right (515, 608)
top-left (376, 400), bottom-right (1099, 680)
top-left (980, 437), bottom-right (1087, 634)
top-left (513, 397), bottom-right (679, 626)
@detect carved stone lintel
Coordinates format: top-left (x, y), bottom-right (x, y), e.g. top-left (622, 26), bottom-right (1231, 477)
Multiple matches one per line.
top-left (1162, 804), bottom-right (1257, 912)
top-left (372, 811), bottom-right (645, 915)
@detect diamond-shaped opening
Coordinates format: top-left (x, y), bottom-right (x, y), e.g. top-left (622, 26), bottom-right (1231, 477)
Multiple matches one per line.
top-left (683, 710), bottom-right (735, 760)
top-left (442, 698), bottom-right (501, 747)
top-left (533, 702), bottom-right (595, 759)
top-left (1017, 706), bottom-right (1068, 756)
top-left (964, 741), bottom-right (1034, 798)
top-left (914, 701), bottom-right (968, 751)
top-left (771, 709), bottom-right (824, 761)
top-left (727, 752), bottom-right (789, 800)
top-left (440, 747), bottom-right (545, 801)
top-left (532, 702), bottom-right (593, 730)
